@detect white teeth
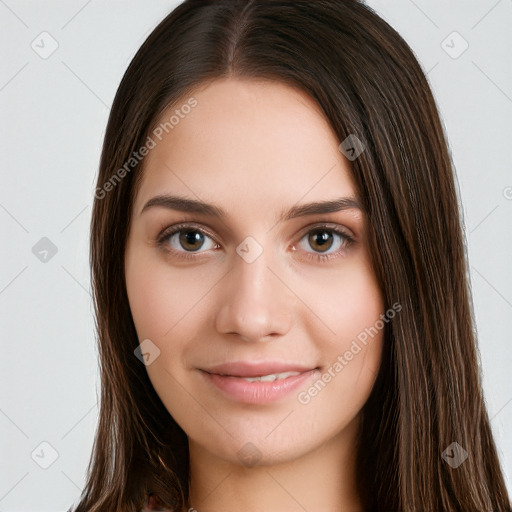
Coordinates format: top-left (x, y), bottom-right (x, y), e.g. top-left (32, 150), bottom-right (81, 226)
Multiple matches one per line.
top-left (241, 371), bottom-right (301, 383)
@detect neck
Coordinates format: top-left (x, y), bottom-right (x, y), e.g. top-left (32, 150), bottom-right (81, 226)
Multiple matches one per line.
top-left (183, 415), bottom-right (363, 512)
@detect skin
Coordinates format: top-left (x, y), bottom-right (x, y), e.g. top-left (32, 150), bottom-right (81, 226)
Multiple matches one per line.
top-left (125, 77), bottom-right (385, 512)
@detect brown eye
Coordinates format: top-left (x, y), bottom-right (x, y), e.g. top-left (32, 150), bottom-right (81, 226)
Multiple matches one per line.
top-left (295, 225), bottom-right (355, 261)
top-left (179, 230), bottom-right (206, 251)
top-left (308, 230), bottom-right (334, 253)
top-left (158, 224), bottom-right (218, 255)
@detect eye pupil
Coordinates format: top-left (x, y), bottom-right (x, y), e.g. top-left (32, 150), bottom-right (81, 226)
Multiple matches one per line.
top-left (309, 231), bottom-right (333, 252)
top-left (180, 230), bottom-right (204, 251)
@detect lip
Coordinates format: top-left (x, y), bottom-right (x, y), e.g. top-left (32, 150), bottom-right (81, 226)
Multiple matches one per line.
top-left (203, 360), bottom-right (317, 378)
top-left (199, 361), bottom-right (320, 404)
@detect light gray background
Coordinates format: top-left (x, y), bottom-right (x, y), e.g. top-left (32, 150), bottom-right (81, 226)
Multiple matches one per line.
top-left (0, 1), bottom-right (511, 510)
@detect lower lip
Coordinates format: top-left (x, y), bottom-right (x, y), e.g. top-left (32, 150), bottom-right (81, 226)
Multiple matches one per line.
top-left (200, 369), bottom-right (319, 404)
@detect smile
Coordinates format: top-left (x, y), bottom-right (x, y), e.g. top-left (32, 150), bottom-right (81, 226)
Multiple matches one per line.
top-left (199, 362), bottom-right (320, 404)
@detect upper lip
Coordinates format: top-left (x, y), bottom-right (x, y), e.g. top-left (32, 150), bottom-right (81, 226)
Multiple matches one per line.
top-left (201, 361), bottom-right (317, 378)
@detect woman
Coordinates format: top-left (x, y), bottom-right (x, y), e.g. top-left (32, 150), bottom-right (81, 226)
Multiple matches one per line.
top-left (70, 1), bottom-right (511, 511)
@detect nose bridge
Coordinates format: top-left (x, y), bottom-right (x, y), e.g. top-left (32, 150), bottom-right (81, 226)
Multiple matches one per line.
top-left (235, 236), bottom-right (272, 297)
top-left (215, 234), bottom-right (292, 341)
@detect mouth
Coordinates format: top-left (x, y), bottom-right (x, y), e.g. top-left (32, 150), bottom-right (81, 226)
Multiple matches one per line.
top-left (202, 360), bottom-right (318, 378)
top-left (220, 370), bottom-right (303, 383)
top-left (199, 361), bottom-right (320, 404)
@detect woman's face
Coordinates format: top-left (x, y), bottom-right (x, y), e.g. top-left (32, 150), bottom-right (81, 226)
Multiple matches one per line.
top-left (125, 77), bottom-right (384, 466)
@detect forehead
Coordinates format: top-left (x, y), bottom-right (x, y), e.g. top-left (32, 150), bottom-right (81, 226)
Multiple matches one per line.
top-left (134, 78), bottom-right (358, 216)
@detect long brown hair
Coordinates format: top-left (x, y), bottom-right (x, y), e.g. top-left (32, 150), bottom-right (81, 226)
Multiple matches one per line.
top-left (71, 1), bottom-right (511, 510)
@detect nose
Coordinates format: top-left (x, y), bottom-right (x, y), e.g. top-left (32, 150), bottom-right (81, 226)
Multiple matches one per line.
top-left (214, 239), bottom-right (293, 343)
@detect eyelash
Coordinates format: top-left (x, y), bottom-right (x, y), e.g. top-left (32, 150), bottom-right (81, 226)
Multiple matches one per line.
top-left (155, 222), bottom-right (355, 263)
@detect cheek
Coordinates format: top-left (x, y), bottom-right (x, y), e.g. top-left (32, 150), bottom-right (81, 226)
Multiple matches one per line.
top-left (125, 258), bottom-right (207, 410)
top-left (297, 253), bottom-right (384, 343)
top-left (301, 257), bottom-right (384, 400)
top-left (334, 264), bottom-right (384, 376)
top-left (126, 267), bottom-right (175, 339)
top-left (335, 271), bottom-right (384, 343)
top-left (125, 251), bottom-right (213, 341)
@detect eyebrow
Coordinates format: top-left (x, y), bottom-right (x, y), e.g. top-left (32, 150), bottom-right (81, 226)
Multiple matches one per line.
top-left (140, 194), bottom-right (363, 222)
